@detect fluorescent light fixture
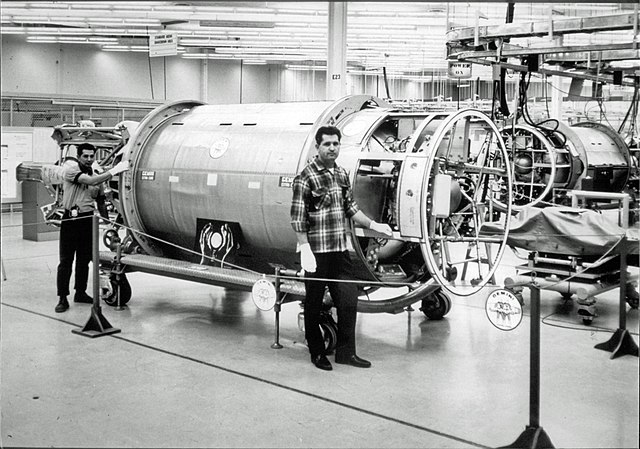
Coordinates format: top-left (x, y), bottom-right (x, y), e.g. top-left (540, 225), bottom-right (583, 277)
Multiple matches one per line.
top-left (287, 64), bottom-right (326, 69)
top-left (352, 10), bottom-right (391, 17)
top-left (610, 60), bottom-right (640, 69)
top-left (193, 29), bottom-right (233, 36)
top-left (181, 53), bottom-right (234, 59)
top-left (275, 22), bottom-right (325, 28)
top-left (153, 5), bottom-right (193, 12)
top-left (26, 28), bottom-right (91, 35)
top-left (195, 6), bottom-right (236, 13)
top-left (92, 28), bottom-right (126, 34)
top-left (243, 60), bottom-right (268, 65)
top-left (349, 24), bottom-right (382, 30)
top-left (124, 17), bottom-right (160, 24)
top-left (102, 46), bottom-right (149, 52)
top-left (11, 15), bottom-right (50, 21)
top-left (123, 22), bottom-right (162, 28)
top-left (1, 27), bottom-right (26, 34)
top-left (70, 3), bottom-right (113, 9)
top-left (27, 35), bottom-right (58, 40)
top-left (278, 8), bottom-right (326, 15)
top-left (112, 4), bottom-right (155, 10)
top-left (88, 17), bottom-right (122, 23)
top-left (56, 36), bottom-right (89, 41)
top-left (235, 7), bottom-right (275, 14)
top-left (26, 37), bottom-right (58, 43)
top-left (381, 24), bottom-right (417, 31)
top-left (88, 37), bottom-right (119, 43)
top-left (28, 2), bottom-right (69, 9)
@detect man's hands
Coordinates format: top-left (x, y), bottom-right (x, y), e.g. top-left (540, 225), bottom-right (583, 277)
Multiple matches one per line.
top-left (108, 160), bottom-right (130, 177)
top-left (369, 221), bottom-right (393, 236)
top-left (299, 243), bottom-right (317, 273)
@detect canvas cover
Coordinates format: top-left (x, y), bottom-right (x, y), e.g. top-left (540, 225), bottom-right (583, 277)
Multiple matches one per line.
top-left (482, 206), bottom-right (639, 256)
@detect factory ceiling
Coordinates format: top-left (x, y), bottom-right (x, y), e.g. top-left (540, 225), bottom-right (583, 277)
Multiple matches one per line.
top-left (0, 2), bottom-right (637, 79)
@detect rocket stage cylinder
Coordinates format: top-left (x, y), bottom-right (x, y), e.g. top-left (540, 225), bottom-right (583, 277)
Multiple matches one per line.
top-left (118, 96), bottom-right (392, 268)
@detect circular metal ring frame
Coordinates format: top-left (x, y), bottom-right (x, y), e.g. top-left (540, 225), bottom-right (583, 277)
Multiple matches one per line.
top-left (421, 109), bottom-right (513, 297)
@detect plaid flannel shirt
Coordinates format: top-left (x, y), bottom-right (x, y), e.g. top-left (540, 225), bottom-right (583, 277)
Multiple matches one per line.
top-left (290, 157), bottom-right (360, 253)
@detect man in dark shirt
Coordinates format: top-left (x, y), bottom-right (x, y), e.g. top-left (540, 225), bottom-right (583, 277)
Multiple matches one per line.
top-left (55, 143), bottom-right (129, 313)
top-left (291, 125), bottom-right (392, 370)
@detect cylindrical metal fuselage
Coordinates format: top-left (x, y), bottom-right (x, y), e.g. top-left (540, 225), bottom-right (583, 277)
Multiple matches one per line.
top-left (120, 96), bottom-right (422, 272)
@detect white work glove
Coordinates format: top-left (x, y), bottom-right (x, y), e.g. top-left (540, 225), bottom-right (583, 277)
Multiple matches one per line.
top-left (299, 243), bottom-right (317, 273)
top-left (108, 160), bottom-right (130, 177)
top-left (91, 161), bottom-right (103, 174)
top-left (369, 221), bottom-right (393, 236)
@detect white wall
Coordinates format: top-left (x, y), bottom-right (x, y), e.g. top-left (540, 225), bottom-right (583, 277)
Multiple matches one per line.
top-left (1, 34), bottom-right (495, 104)
top-left (1, 35), bottom-right (272, 104)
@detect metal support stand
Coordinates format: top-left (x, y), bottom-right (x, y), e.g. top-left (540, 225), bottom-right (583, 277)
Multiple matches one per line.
top-left (502, 285), bottom-right (555, 448)
top-left (114, 240), bottom-right (126, 311)
top-left (73, 215), bottom-right (121, 338)
top-left (271, 267), bottom-right (283, 349)
top-left (594, 238), bottom-right (639, 359)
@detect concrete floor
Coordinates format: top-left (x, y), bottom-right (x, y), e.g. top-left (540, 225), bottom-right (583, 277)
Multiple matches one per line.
top-left (1, 210), bottom-right (639, 448)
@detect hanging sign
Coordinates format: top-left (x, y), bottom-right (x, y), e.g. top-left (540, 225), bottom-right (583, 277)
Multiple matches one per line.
top-left (485, 289), bottom-right (523, 331)
top-left (149, 33), bottom-right (177, 57)
top-left (447, 61), bottom-right (472, 79)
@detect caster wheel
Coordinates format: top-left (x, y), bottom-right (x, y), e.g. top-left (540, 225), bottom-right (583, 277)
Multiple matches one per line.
top-left (420, 289), bottom-right (452, 320)
top-left (319, 313), bottom-right (337, 354)
top-left (582, 317), bottom-right (593, 326)
top-left (561, 292), bottom-right (573, 301)
top-left (101, 273), bottom-right (132, 306)
top-left (102, 229), bottom-right (120, 250)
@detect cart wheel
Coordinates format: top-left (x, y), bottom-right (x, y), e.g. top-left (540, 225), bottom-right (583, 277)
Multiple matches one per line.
top-left (101, 273), bottom-right (132, 306)
top-left (319, 312), bottom-right (338, 354)
top-left (420, 289), bottom-right (452, 320)
top-left (102, 229), bottom-right (120, 250)
top-left (582, 317), bottom-right (593, 326)
top-left (626, 286), bottom-right (639, 309)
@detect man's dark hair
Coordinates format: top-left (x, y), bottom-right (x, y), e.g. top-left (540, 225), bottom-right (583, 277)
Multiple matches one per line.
top-left (77, 143), bottom-right (96, 156)
top-left (315, 125), bottom-right (341, 145)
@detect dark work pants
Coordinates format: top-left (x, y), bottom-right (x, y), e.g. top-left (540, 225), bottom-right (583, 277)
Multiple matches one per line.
top-left (304, 251), bottom-right (358, 359)
top-left (56, 211), bottom-right (93, 297)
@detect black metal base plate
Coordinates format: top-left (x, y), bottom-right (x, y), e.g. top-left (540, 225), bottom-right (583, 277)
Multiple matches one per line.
top-left (500, 426), bottom-right (555, 448)
top-left (594, 328), bottom-right (639, 359)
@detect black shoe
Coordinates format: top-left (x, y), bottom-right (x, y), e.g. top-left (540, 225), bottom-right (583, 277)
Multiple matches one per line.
top-left (74, 292), bottom-right (93, 304)
top-left (55, 296), bottom-right (69, 313)
top-left (311, 354), bottom-right (333, 371)
top-left (335, 354), bottom-right (372, 368)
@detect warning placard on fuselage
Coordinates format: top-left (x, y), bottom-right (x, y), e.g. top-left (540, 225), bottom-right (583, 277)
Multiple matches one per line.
top-left (279, 176), bottom-right (294, 188)
top-left (141, 171), bottom-right (156, 181)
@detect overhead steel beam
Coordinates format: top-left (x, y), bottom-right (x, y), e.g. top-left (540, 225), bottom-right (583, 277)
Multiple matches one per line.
top-left (447, 13), bottom-right (639, 43)
top-left (451, 43), bottom-right (638, 60)
top-left (463, 57), bottom-right (637, 87)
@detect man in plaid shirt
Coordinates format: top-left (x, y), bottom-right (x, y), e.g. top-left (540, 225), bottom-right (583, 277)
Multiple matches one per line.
top-left (291, 125), bottom-right (393, 371)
